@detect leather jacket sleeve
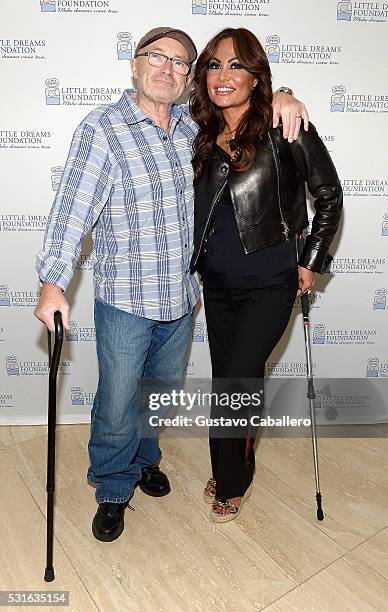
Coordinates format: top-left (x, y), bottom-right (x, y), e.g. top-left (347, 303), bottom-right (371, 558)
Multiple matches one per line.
top-left (285, 123), bottom-right (343, 273)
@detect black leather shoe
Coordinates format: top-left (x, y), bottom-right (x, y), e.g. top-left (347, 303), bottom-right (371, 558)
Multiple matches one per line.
top-left (92, 501), bottom-right (129, 542)
top-left (139, 465), bottom-right (171, 497)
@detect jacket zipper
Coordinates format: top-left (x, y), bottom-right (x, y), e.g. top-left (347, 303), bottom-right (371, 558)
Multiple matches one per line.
top-left (193, 171), bottom-right (228, 267)
top-left (268, 131), bottom-right (289, 242)
top-left (229, 184), bottom-right (249, 255)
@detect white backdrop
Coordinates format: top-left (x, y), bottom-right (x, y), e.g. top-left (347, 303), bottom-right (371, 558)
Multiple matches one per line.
top-left (1, 0), bottom-right (388, 424)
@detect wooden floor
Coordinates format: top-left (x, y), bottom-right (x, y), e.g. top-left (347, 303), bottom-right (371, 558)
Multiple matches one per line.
top-left (1, 424), bottom-right (388, 611)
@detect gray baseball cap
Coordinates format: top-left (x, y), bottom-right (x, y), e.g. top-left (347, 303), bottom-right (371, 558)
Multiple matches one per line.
top-left (137, 27), bottom-right (197, 63)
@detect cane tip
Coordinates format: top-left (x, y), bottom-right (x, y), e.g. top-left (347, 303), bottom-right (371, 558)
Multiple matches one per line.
top-left (317, 509), bottom-right (324, 521)
top-left (44, 567), bottom-right (55, 582)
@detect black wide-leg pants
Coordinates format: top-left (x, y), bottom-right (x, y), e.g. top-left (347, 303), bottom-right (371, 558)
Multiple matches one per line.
top-left (203, 270), bottom-right (298, 500)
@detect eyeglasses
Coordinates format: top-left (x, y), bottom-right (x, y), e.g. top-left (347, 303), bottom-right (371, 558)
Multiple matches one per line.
top-left (134, 51), bottom-right (191, 76)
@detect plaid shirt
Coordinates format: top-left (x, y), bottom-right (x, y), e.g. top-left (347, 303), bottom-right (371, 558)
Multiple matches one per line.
top-left (37, 90), bottom-right (200, 321)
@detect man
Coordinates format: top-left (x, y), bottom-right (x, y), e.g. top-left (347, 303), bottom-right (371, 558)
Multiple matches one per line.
top-left (34, 27), bottom-right (308, 542)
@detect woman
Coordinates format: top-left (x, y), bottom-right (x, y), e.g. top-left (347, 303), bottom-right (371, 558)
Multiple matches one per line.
top-left (189, 28), bottom-right (342, 522)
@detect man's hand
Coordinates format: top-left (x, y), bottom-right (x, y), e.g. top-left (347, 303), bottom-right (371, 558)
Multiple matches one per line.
top-left (296, 266), bottom-right (315, 298)
top-left (34, 283), bottom-right (70, 332)
top-left (272, 92), bottom-right (309, 143)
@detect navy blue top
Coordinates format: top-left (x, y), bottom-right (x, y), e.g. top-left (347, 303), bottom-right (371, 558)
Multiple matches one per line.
top-left (201, 146), bottom-right (298, 290)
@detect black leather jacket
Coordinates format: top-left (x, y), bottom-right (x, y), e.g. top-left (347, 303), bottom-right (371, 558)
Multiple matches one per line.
top-left (190, 122), bottom-right (343, 274)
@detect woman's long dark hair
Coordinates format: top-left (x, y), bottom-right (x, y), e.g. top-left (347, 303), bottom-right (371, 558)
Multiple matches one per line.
top-left (190, 28), bottom-right (273, 181)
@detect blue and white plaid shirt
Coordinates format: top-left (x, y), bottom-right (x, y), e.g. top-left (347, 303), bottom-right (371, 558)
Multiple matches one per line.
top-left (37, 89), bottom-right (200, 321)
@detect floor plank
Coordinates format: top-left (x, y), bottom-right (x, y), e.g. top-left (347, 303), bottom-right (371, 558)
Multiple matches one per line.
top-left (253, 435), bottom-right (388, 549)
top-left (264, 555), bottom-right (388, 612)
top-left (0, 447), bottom-right (98, 612)
top-left (350, 527), bottom-right (388, 581)
top-left (0, 424), bottom-right (49, 448)
top-left (2, 422), bottom-right (388, 611)
top-left (6, 429), bottom-right (296, 610)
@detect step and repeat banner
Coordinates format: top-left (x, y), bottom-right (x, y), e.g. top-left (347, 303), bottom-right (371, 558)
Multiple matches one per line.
top-left (1, 0), bottom-right (388, 424)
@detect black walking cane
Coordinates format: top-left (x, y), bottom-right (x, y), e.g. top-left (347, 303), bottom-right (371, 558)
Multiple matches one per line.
top-left (44, 311), bottom-right (63, 582)
top-left (297, 237), bottom-right (324, 521)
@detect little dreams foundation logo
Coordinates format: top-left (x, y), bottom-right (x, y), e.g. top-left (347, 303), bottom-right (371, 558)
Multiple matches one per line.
top-left (0, 394), bottom-right (14, 408)
top-left (51, 166), bottom-right (63, 191)
top-left (45, 78), bottom-right (60, 105)
top-left (0, 284), bottom-right (41, 307)
top-left (45, 78), bottom-right (122, 106)
top-left (366, 357), bottom-right (388, 377)
top-left (41, 0), bottom-right (57, 10)
top-left (330, 85), bottom-right (388, 113)
top-left (329, 257), bottom-right (386, 274)
top-left (0, 215), bottom-right (48, 232)
top-left (0, 285), bottom-right (10, 306)
top-left (265, 35), bottom-right (341, 65)
top-left (373, 288), bottom-right (387, 309)
top-left (0, 38), bottom-right (46, 61)
top-left (0, 129), bottom-right (52, 150)
top-left (191, 0), bottom-right (271, 16)
top-left (293, 291), bottom-right (324, 311)
top-left (116, 33), bottom-right (138, 60)
top-left (71, 386), bottom-right (95, 406)
top-left (192, 320), bottom-right (208, 342)
top-left (337, 1), bottom-right (388, 22)
top-left (65, 320), bottom-right (96, 342)
top-left (40, 0), bottom-right (119, 14)
top-left (266, 362), bottom-right (317, 377)
top-left (312, 324), bottom-right (377, 345)
top-left (185, 360), bottom-right (196, 376)
top-left (5, 355), bottom-right (70, 376)
top-left (341, 179), bottom-right (388, 197)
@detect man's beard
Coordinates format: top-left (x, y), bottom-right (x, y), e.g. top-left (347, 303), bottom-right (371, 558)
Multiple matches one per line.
top-left (151, 78), bottom-right (178, 102)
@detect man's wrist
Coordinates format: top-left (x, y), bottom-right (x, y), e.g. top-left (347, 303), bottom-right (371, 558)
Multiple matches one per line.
top-left (40, 282), bottom-right (64, 294)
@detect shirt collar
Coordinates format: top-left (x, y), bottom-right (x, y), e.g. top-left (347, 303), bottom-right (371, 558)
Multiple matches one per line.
top-left (119, 89), bottom-right (183, 126)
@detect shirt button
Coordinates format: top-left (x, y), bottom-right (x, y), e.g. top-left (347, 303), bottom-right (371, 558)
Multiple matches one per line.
top-left (182, 217), bottom-right (185, 221)
top-left (162, 135), bottom-right (167, 141)
top-left (146, 118), bottom-right (152, 125)
top-left (184, 243), bottom-right (187, 248)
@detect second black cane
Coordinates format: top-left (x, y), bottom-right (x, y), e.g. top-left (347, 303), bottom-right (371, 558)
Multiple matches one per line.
top-left (44, 311), bottom-right (63, 582)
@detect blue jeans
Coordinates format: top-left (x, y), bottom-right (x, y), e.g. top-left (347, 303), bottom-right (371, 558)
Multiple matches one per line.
top-left (87, 298), bottom-right (193, 503)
